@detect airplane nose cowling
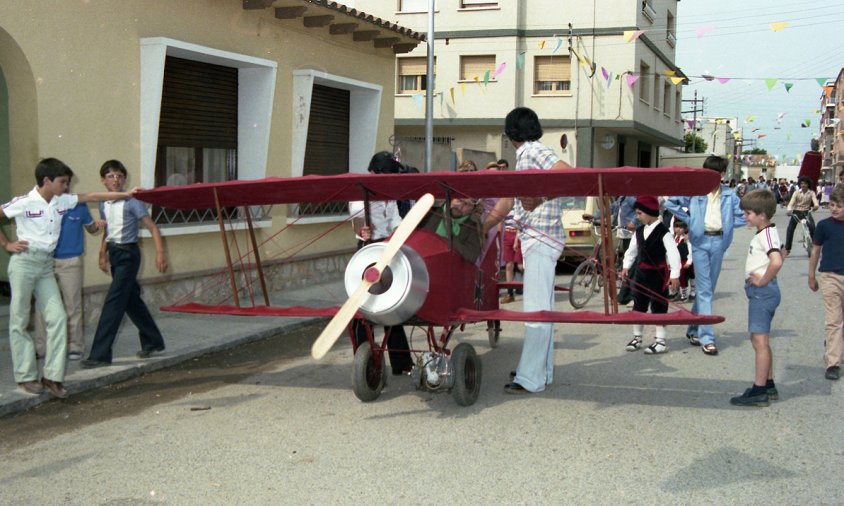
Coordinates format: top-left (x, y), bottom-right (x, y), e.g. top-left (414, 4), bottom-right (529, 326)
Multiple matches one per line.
top-left (344, 243), bottom-right (429, 326)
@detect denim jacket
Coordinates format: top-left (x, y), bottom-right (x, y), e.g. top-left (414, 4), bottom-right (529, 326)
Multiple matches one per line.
top-left (664, 184), bottom-right (746, 250)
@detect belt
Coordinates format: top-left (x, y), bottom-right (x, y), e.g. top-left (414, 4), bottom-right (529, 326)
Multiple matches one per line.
top-left (704, 230), bottom-right (723, 236)
top-left (108, 242), bottom-right (138, 251)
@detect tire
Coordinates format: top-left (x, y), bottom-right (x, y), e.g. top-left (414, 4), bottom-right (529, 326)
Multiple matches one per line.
top-left (451, 343), bottom-right (481, 406)
top-left (351, 344), bottom-right (384, 402)
top-left (569, 259), bottom-right (598, 309)
top-left (802, 225), bottom-right (812, 254)
top-left (487, 321), bottom-right (501, 348)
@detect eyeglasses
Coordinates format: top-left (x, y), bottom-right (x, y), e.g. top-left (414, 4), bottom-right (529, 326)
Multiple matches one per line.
top-left (105, 173), bottom-right (125, 180)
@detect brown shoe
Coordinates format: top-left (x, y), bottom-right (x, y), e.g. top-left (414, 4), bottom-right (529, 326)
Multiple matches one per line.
top-left (500, 295), bottom-right (515, 304)
top-left (41, 378), bottom-right (68, 399)
top-left (18, 380), bottom-right (43, 395)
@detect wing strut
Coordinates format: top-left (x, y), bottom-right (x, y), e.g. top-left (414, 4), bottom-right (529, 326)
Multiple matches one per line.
top-left (596, 175), bottom-right (618, 314)
top-left (214, 188), bottom-right (240, 308)
top-left (244, 206), bottom-right (270, 306)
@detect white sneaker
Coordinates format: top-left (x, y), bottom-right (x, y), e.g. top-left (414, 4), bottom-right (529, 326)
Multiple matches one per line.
top-left (644, 341), bottom-right (668, 354)
top-left (625, 337), bottom-right (642, 352)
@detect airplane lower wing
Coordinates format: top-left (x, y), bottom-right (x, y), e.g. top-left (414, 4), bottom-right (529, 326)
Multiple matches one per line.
top-left (498, 282), bottom-right (568, 292)
top-left (160, 303), bottom-right (341, 318)
top-left (451, 308), bottom-right (724, 326)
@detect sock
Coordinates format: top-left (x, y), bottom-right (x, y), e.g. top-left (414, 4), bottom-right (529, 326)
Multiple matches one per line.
top-left (508, 289), bottom-right (514, 296)
top-left (765, 379), bottom-right (775, 389)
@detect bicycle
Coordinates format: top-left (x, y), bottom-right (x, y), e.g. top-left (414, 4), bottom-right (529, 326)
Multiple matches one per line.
top-left (569, 223), bottom-right (619, 309)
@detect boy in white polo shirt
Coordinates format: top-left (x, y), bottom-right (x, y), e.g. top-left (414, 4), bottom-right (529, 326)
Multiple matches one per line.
top-left (730, 189), bottom-right (783, 407)
top-left (0, 158), bottom-right (134, 398)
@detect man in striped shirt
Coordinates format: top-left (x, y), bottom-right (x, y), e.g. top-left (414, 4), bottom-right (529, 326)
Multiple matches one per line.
top-left (485, 107), bottom-right (571, 394)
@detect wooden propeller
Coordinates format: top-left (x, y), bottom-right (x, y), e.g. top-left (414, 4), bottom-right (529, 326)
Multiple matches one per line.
top-left (311, 193), bottom-right (435, 359)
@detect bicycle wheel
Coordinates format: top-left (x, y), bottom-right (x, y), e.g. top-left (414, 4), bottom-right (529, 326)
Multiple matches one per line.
top-left (801, 222), bottom-right (812, 254)
top-left (570, 259), bottom-right (598, 309)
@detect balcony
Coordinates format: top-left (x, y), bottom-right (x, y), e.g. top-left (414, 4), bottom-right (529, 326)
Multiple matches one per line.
top-left (642, 1), bottom-right (656, 22)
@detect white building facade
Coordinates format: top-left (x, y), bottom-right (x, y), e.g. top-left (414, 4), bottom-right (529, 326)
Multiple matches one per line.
top-left (352, 0), bottom-right (686, 169)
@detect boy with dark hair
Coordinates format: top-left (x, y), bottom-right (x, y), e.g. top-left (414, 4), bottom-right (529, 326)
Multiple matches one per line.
top-left (0, 158), bottom-right (134, 397)
top-left (730, 189), bottom-right (782, 407)
top-left (81, 160), bottom-right (168, 368)
top-left (808, 184), bottom-right (844, 380)
top-left (672, 219), bottom-right (694, 301)
top-left (620, 196), bottom-right (681, 355)
top-left (665, 155), bottom-right (746, 356)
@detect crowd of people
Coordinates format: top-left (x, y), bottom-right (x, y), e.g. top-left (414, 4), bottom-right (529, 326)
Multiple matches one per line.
top-left (4, 112), bottom-right (842, 411)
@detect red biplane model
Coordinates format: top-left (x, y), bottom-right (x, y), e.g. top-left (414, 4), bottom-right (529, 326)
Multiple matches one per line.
top-left (137, 166), bottom-right (723, 407)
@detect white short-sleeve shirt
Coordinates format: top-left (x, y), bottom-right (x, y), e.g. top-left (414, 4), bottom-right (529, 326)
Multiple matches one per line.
top-left (349, 200), bottom-right (401, 241)
top-left (745, 224), bottom-right (781, 278)
top-left (1, 187), bottom-right (79, 252)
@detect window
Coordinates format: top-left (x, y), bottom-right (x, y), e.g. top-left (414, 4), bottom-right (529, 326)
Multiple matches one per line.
top-left (398, 57), bottom-right (433, 93)
top-left (663, 82), bottom-right (672, 117)
top-left (534, 55), bottom-right (571, 94)
top-left (653, 74), bottom-right (661, 109)
top-left (666, 11), bottom-right (676, 47)
top-left (154, 57), bottom-right (238, 224)
top-left (399, 0), bottom-right (435, 12)
top-left (460, 55), bottom-right (496, 82)
top-left (675, 90), bottom-right (682, 121)
top-left (461, 0), bottom-right (498, 7)
top-left (639, 61), bottom-right (650, 103)
top-left (139, 37), bottom-right (277, 235)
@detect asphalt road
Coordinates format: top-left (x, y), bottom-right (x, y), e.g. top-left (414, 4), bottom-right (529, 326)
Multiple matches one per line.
top-left (1, 210), bottom-right (841, 505)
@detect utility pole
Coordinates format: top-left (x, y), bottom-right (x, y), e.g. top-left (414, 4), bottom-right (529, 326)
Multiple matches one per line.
top-left (682, 91), bottom-right (704, 153)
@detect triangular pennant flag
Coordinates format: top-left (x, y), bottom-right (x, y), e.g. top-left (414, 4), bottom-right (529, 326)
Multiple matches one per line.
top-left (670, 76), bottom-right (684, 85)
top-left (601, 67), bottom-right (609, 81)
top-left (412, 94), bottom-right (424, 110)
top-left (625, 74), bottom-right (640, 89)
top-left (450, 87), bottom-right (455, 103)
top-left (686, 119), bottom-right (695, 129)
top-left (584, 55), bottom-right (592, 68)
top-left (460, 82), bottom-right (466, 96)
top-left (696, 26), bottom-right (714, 38)
top-left (539, 40), bottom-right (546, 49)
top-left (783, 82), bottom-right (794, 93)
top-left (483, 70), bottom-right (490, 86)
top-left (623, 30), bottom-right (644, 42)
top-left (765, 78), bottom-right (778, 91)
top-left (745, 115), bottom-right (755, 123)
top-left (770, 21), bottom-right (790, 32)
top-left (757, 134), bottom-right (766, 139)
top-left (516, 52), bottom-right (526, 69)
top-left (553, 38), bottom-right (563, 53)
top-left (815, 77), bottom-right (828, 87)
top-left (811, 109), bottom-right (821, 113)
top-left (702, 74), bottom-right (715, 81)
top-left (607, 71), bottom-right (614, 88)
top-left (492, 61), bottom-right (506, 78)
top-left (803, 119), bottom-right (811, 127)
top-left (664, 69), bottom-right (676, 77)
top-left (473, 76), bottom-right (481, 87)
top-left (777, 112), bottom-right (786, 121)
top-left (717, 77), bottom-right (731, 84)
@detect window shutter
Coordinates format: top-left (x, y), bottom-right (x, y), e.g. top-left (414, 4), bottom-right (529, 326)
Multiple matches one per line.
top-left (303, 85), bottom-right (349, 177)
top-left (461, 55), bottom-right (496, 80)
top-left (158, 57), bottom-right (238, 149)
top-left (535, 56), bottom-right (571, 82)
top-left (399, 57), bottom-right (428, 76)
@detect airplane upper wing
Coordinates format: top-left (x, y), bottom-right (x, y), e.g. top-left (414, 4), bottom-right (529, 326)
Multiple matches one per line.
top-left (160, 302), bottom-right (341, 318)
top-left (450, 308), bottom-right (724, 326)
top-left (135, 167), bottom-right (720, 210)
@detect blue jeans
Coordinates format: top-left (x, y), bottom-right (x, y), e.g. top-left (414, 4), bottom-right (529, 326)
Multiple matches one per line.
top-left (745, 280), bottom-right (780, 334)
top-left (87, 244), bottom-right (165, 363)
top-left (687, 235), bottom-right (726, 346)
top-left (514, 237), bottom-right (562, 392)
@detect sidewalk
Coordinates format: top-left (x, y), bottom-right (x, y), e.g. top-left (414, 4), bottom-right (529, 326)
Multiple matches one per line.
top-left (0, 279), bottom-right (348, 418)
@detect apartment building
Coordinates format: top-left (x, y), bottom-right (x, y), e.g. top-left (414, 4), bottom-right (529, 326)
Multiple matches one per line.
top-left (351, 0), bottom-right (686, 169)
top-left (819, 68), bottom-right (844, 183)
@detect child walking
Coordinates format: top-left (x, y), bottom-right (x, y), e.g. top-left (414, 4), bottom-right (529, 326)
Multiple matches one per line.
top-left (807, 184), bottom-right (844, 381)
top-left (730, 189), bottom-right (783, 407)
top-left (81, 160), bottom-right (168, 368)
top-left (620, 196), bottom-right (681, 355)
top-left (672, 219), bottom-right (694, 301)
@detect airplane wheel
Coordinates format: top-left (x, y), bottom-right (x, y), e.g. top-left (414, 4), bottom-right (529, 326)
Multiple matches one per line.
top-left (487, 321), bottom-right (501, 348)
top-left (352, 344), bottom-right (384, 402)
top-left (451, 343), bottom-right (481, 406)
top-left (569, 259), bottom-right (598, 309)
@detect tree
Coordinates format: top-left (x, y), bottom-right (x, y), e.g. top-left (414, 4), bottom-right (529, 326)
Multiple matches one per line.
top-left (742, 148), bottom-right (767, 155)
top-left (684, 133), bottom-right (708, 153)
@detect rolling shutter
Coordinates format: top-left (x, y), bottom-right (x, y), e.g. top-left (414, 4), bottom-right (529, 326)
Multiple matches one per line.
top-left (303, 85), bottom-right (350, 176)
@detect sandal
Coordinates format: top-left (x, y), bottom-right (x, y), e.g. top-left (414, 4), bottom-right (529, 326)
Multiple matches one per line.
top-left (686, 333), bottom-right (700, 346)
top-left (701, 343), bottom-right (718, 355)
top-left (625, 337), bottom-right (642, 352)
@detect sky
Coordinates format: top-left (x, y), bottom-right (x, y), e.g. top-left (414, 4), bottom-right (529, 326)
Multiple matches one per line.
top-left (675, 0), bottom-right (844, 162)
